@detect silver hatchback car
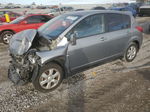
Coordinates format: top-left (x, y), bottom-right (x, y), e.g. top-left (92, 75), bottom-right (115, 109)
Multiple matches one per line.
top-left (8, 10), bottom-right (143, 92)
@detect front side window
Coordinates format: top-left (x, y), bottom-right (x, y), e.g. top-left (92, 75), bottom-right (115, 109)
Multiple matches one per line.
top-left (66, 14), bottom-right (105, 39)
top-left (106, 13), bottom-right (131, 32)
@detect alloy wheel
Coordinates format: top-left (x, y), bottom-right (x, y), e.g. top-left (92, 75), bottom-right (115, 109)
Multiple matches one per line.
top-left (39, 68), bottom-right (61, 89)
top-left (3, 33), bottom-right (13, 44)
top-left (126, 45), bottom-right (137, 60)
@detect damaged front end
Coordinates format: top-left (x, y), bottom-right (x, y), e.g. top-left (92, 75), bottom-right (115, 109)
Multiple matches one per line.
top-left (8, 29), bottom-right (40, 85)
top-left (8, 49), bottom-right (39, 85)
top-left (8, 28), bottom-right (67, 86)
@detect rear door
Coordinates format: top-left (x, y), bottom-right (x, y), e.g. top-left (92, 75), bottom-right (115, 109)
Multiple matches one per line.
top-left (103, 13), bottom-right (131, 56)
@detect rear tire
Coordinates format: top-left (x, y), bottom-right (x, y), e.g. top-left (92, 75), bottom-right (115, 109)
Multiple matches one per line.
top-left (0, 31), bottom-right (14, 44)
top-left (123, 42), bottom-right (138, 62)
top-left (32, 63), bottom-right (64, 93)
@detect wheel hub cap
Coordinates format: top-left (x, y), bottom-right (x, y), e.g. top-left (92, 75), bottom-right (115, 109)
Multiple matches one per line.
top-left (127, 46), bottom-right (136, 60)
top-left (39, 68), bottom-right (60, 89)
top-left (3, 34), bottom-right (13, 44)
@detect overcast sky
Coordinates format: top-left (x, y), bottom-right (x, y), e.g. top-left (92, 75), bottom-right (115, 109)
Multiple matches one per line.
top-left (0, 0), bottom-right (135, 5)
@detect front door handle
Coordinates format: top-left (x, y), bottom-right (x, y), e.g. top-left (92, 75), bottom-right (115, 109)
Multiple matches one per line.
top-left (100, 37), bottom-right (106, 41)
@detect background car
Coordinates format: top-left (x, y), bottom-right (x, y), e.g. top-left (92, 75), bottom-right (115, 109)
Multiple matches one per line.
top-left (110, 6), bottom-right (137, 17)
top-left (75, 9), bottom-right (85, 11)
top-left (91, 6), bottom-right (106, 10)
top-left (60, 6), bottom-right (74, 12)
top-left (0, 14), bottom-right (53, 44)
top-left (48, 6), bottom-right (74, 16)
top-left (139, 2), bottom-right (150, 16)
top-left (128, 2), bottom-right (143, 14)
top-left (48, 8), bottom-right (61, 16)
top-left (0, 11), bottom-right (21, 23)
top-left (36, 6), bottom-right (47, 9)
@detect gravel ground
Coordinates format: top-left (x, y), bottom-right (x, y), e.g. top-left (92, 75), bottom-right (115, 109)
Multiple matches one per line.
top-left (0, 17), bottom-right (150, 112)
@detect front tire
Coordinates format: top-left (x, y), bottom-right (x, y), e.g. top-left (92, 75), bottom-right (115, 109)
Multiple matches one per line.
top-left (32, 63), bottom-right (64, 93)
top-left (1, 31), bottom-right (14, 44)
top-left (124, 42), bottom-right (138, 62)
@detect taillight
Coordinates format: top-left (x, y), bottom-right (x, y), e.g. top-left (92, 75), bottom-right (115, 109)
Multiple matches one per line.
top-left (136, 26), bottom-right (143, 32)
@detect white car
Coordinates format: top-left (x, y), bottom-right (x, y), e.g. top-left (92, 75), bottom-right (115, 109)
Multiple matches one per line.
top-left (48, 7), bottom-right (74, 16)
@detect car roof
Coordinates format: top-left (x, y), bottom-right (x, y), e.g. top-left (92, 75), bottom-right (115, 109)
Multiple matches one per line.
top-left (64, 10), bottom-right (132, 17)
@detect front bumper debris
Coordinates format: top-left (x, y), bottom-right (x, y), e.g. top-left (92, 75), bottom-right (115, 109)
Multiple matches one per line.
top-left (8, 64), bottom-right (28, 85)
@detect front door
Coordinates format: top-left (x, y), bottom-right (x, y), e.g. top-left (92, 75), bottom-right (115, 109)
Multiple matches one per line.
top-left (66, 14), bottom-right (107, 71)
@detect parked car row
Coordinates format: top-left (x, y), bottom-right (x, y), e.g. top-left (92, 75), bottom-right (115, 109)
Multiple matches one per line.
top-left (110, 2), bottom-right (150, 17)
top-left (47, 2), bottom-right (149, 17)
top-left (110, 6), bottom-right (137, 17)
top-left (48, 6), bottom-right (74, 16)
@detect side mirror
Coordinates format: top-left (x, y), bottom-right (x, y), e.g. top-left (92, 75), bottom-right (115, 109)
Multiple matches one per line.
top-left (70, 33), bottom-right (76, 45)
top-left (20, 20), bottom-right (27, 24)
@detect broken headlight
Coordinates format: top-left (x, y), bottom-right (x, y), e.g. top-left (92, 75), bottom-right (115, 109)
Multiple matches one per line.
top-left (28, 55), bottom-right (36, 64)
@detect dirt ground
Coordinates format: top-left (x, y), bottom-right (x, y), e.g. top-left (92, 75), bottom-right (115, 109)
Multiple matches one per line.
top-left (0, 17), bottom-right (150, 112)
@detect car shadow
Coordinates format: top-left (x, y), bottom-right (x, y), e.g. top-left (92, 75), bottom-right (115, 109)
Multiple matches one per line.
top-left (136, 64), bottom-right (150, 81)
top-left (66, 72), bottom-right (86, 112)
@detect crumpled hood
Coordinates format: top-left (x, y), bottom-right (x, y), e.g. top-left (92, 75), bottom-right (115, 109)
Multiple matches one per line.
top-left (9, 29), bottom-right (37, 56)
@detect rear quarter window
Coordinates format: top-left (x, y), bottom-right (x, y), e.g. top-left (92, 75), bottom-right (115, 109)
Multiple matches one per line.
top-left (106, 13), bottom-right (131, 32)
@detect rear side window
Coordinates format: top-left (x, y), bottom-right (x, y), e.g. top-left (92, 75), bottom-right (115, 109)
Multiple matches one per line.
top-left (66, 14), bottom-right (105, 39)
top-left (106, 13), bottom-right (131, 32)
top-left (26, 15), bottom-right (51, 24)
top-left (122, 15), bottom-right (131, 29)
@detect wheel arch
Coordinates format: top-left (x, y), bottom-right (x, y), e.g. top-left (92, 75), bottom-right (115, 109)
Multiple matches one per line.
top-left (0, 29), bottom-right (15, 36)
top-left (0, 29), bottom-right (15, 43)
top-left (42, 56), bottom-right (68, 78)
top-left (132, 40), bottom-right (140, 50)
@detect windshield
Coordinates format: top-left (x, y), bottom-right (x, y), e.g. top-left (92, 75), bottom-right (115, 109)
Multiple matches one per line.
top-left (38, 14), bottom-right (81, 39)
top-left (10, 16), bottom-right (26, 24)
